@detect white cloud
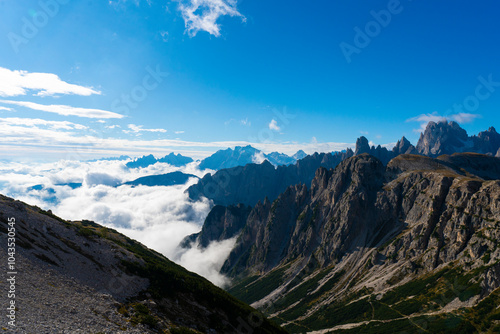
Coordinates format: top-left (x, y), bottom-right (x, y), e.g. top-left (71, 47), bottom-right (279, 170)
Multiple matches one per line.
top-left (176, 238), bottom-right (237, 287)
top-left (0, 67), bottom-right (100, 97)
top-left (125, 124), bottom-right (167, 134)
top-left (407, 112), bottom-right (446, 125)
top-left (0, 117), bottom-right (88, 131)
top-left (84, 172), bottom-right (121, 187)
top-left (451, 113), bottom-right (481, 123)
top-left (175, 130), bottom-right (185, 134)
top-left (269, 119), bottom-right (280, 131)
top-left (177, 0), bottom-right (245, 37)
top-left (0, 100), bottom-right (123, 119)
top-left (251, 151), bottom-right (266, 164)
top-left (407, 112), bottom-right (481, 133)
top-left (0, 106), bottom-right (12, 111)
top-left (106, 125), bottom-right (121, 129)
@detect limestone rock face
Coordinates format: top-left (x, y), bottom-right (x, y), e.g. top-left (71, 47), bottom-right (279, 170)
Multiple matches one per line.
top-left (416, 121), bottom-right (500, 157)
top-left (475, 126), bottom-right (500, 154)
top-left (416, 121), bottom-right (470, 156)
top-left (222, 153), bottom-right (500, 276)
top-left (203, 153), bottom-right (500, 332)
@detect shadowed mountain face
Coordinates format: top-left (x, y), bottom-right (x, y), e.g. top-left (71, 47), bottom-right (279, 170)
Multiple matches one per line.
top-left (354, 136), bottom-right (417, 165)
top-left (190, 153), bottom-right (500, 333)
top-left (122, 171), bottom-right (199, 187)
top-left (0, 196), bottom-right (286, 334)
top-left (181, 203), bottom-right (253, 249)
top-left (187, 150), bottom-right (355, 207)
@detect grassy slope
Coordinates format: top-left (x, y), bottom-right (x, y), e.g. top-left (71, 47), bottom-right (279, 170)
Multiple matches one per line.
top-left (2, 195), bottom-right (287, 334)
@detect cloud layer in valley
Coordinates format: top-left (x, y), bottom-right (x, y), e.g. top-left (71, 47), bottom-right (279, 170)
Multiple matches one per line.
top-left (0, 158), bottom-right (235, 286)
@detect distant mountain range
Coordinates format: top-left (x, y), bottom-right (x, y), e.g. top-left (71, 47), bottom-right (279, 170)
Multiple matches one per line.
top-left (87, 155), bottom-right (131, 162)
top-left (126, 153), bottom-right (194, 169)
top-left (198, 145), bottom-right (307, 170)
top-left (187, 121), bottom-right (500, 207)
top-left (124, 147), bottom-right (306, 172)
top-left (104, 121), bottom-right (500, 175)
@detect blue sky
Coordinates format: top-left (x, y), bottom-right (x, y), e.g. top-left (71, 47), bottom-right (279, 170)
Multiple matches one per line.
top-left (1, 0), bottom-right (500, 161)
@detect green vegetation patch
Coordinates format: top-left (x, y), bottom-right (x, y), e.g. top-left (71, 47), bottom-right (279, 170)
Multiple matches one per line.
top-left (227, 275), bottom-right (260, 301)
top-left (226, 265), bottom-right (291, 305)
top-left (286, 265), bottom-right (488, 332)
top-left (130, 303), bottom-right (157, 328)
top-left (295, 298), bottom-right (372, 331)
top-left (381, 265), bottom-right (483, 312)
top-left (277, 270), bottom-right (346, 323)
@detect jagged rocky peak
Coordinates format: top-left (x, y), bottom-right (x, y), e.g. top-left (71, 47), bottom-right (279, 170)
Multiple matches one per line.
top-left (392, 136), bottom-right (417, 155)
top-left (416, 120), bottom-right (470, 156)
top-left (354, 136), bottom-right (394, 164)
top-left (292, 150), bottom-right (307, 160)
top-left (355, 136), bottom-right (371, 155)
top-left (310, 166), bottom-right (333, 196)
top-left (416, 120), bottom-right (500, 157)
top-left (475, 126), bottom-right (500, 153)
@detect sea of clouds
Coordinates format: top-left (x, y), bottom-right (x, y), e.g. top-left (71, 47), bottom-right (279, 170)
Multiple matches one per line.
top-left (0, 158), bottom-right (235, 287)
